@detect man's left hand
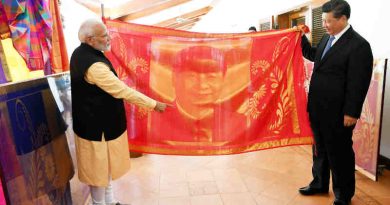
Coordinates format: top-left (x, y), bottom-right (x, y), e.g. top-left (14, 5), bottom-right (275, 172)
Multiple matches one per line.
top-left (344, 115), bottom-right (358, 127)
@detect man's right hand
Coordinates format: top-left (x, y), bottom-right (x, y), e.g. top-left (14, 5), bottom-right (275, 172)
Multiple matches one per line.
top-left (154, 101), bottom-right (167, 112)
top-left (295, 25), bottom-right (310, 36)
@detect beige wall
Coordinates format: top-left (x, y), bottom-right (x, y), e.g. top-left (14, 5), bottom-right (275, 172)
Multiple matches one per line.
top-left (347, 0), bottom-right (390, 158)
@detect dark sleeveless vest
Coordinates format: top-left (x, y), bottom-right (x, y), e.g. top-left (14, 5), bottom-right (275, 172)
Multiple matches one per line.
top-left (70, 43), bottom-right (127, 141)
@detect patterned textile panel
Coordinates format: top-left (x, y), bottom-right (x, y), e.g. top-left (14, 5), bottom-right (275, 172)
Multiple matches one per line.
top-left (1, 0), bottom-right (52, 73)
top-left (105, 19), bottom-right (313, 155)
top-left (0, 76), bottom-right (74, 204)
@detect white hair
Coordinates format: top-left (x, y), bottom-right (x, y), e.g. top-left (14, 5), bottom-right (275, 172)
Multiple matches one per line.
top-left (78, 19), bottom-right (105, 43)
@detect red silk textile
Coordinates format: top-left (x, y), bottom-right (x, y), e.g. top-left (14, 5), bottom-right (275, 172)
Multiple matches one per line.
top-left (104, 19), bottom-right (313, 155)
top-left (49, 0), bottom-right (69, 73)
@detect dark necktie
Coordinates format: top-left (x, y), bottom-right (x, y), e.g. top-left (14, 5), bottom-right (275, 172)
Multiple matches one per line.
top-left (321, 36), bottom-right (335, 59)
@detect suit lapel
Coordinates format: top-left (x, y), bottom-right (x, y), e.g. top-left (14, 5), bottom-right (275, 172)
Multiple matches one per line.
top-left (317, 27), bottom-right (354, 67)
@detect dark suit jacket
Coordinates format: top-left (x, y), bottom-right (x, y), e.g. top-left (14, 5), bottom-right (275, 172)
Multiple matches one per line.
top-left (301, 26), bottom-right (373, 122)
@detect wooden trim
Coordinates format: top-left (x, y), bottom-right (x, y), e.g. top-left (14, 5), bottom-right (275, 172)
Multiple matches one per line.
top-left (118, 0), bottom-right (191, 21)
top-left (355, 165), bottom-right (377, 181)
top-left (178, 23), bottom-right (196, 30)
top-left (311, 0), bottom-right (328, 8)
top-left (75, 0), bottom-right (192, 20)
top-left (164, 18), bottom-right (199, 29)
top-left (74, 0), bottom-right (108, 16)
top-left (155, 6), bottom-right (212, 27)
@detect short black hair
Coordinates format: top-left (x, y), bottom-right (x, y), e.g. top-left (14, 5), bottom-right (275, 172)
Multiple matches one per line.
top-left (248, 26), bottom-right (257, 32)
top-left (322, 0), bottom-right (351, 19)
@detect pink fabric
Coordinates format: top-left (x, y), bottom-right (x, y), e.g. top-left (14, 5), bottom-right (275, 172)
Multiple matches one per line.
top-left (1, 0), bottom-right (53, 73)
top-left (0, 181), bottom-right (5, 205)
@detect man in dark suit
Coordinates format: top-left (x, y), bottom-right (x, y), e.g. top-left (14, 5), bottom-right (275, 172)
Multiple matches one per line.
top-left (298, 1), bottom-right (373, 205)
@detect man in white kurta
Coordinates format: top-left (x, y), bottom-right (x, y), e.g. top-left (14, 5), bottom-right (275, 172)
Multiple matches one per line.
top-left (77, 62), bottom-right (159, 185)
top-left (70, 19), bottom-right (167, 205)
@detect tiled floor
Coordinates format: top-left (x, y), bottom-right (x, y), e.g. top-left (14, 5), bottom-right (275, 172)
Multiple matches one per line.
top-left (72, 145), bottom-right (390, 205)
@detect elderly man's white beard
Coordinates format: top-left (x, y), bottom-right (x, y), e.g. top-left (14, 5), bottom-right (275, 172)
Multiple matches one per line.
top-left (95, 43), bottom-right (111, 52)
top-left (104, 45), bottom-right (111, 51)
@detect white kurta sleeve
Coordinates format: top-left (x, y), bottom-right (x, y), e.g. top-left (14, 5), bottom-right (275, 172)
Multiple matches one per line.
top-left (85, 62), bottom-right (157, 109)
